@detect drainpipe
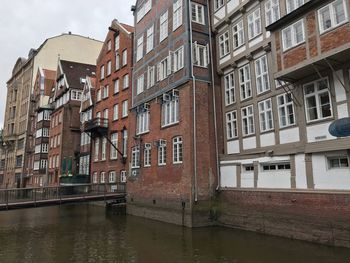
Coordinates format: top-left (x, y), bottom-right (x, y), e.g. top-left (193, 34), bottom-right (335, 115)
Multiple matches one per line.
top-left (188, 0), bottom-right (198, 202)
top-left (206, 0), bottom-right (221, 191)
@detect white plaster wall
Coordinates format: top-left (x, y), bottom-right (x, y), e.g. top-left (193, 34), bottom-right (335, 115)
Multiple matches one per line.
top-left (307, 122), bottom-right (336, 143)
top-left (248, 35), bottom-right (263, 48)
top-left (227, 0), bottom-right (240, 13)
top-left (312, 152), bottom-right (350, 190)
top-left (260, 132), bottom-right (275, 147)
top-left (243, 136), bottom-right (256, 150)
top-left (241, 172), bottom-right (254, 188)
top-left (227, 140), bottom-right (240, 154)
top-left (220, 54), bottom-right (231, 65)
top-left (214, 6), bottom-right (226, 20)
top-left (337, 103), bottom-right (349, 119)
top-left (258, 170), bottom-right (291, 189)
top-left (295, 154), bottom-right (308, 189)
top-left (279, 127), bottom-right (300, 144)
top-left (334, 70), bottom-right (346, 102)
top-left (233, 46), bottom-right (246, 56)
top-left (220, 165), bottom-right (237, 187)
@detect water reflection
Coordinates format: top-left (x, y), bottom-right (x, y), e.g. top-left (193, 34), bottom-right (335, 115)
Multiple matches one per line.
top-left (0, 204), bottom-right (349, 263)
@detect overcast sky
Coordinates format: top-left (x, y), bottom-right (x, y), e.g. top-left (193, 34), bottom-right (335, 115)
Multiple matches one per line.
top-left (0, 0), bottom-right (135, 129)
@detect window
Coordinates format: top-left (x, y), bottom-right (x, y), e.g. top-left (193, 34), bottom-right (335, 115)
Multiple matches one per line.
top-left (219, 31), bottom-right (230, 57)
top-left (122, 130), bottom-right (128, 157)
top-left (158, 140), bottom-right (167, 166)
top-left (115, 54), bottom-right (120, 70)
top-left (100, 65), bottom-right (105, 80)
top-left (248, 8), bottom-right (261, 40)
top-left (192, 2), bottom-right (205, 24)
top-left (123, 74), bottom-right (129, 89)
top-left (122, 49), bottom-right (127, 66)
top-left (120, 170), bottom-right (127, 183)
top-left (137, 74), bottom-right (145, 95)
top-left (173, 0), bottom-right (183, 30)
top-left (122, 100), bottom-right (128, 117)
top-left (259, 99), bottom-right (274, 132)
top-left (173, 136), bottom-right (183, 164)
top-left (158, 56), bottom-right (171, 81)
top-left (148, 66), bottom-right (155, 88)
top-left (144, 143), bottom-right (152, 167)
top-left (318, 0), bottom-right (348, 33)
top-left (101, 172), bottom-right (106, 183)
top-left (40, 160), bottom-right (47, 169)
top-left (96, 89), bottom-right (101, 102)
top-left (173, 46), bottom-right (184, 72)
top-left (110, 133), bottom-right (118, 160)
top-left (193, 43), bottom-right (209, 67)
top-left (255, 56), bottom-right (270, 94)
top-left (304, 79), bottom-right (332, 122)
top-left (162, 96), bottom-right (179, 127)
top-left (214, 0), bottom-right (224, 10)
top-left (113, 104), bottom-right (119, 121)
top-left (226, 111), bottom-right (237, 139)
top-left (107, 60), bottom-right (112, 75)
top-left (282, 19), bottom-right (305, 51)
top-left (262, 163), bottom-right (291, 171)
top-left (42, 143), bottom-right (48, 153)
top-left (109, 171), bottom-right (116, 183)
top-left (137, 110), bottom-right (150, 135)
top-left (131, 146), bottom-right (140, 168)
top-left (224, 72), bottom-right (235, 105)
top-left (43, 128), bottom-right (49, 137)
top-left (137, 35), bottom-right (144, 61)
top-left (107, 40), bottom-right (112, 51)
top-left (328, 156), bottom-right (349, 169)
top-left (242, 105), bottom-right (255, 136)
top-left (243, 165), bottom-right (254, 172)
top-left (239, 64), bottom-right (252, 100)
top-left (160, 11), bottom-right (168, 42)
top-left (265, 0), bottom-right (280, 26)
top-left (93, 172), bottom-right (98, 184)
top-left (277, 93), bottom-right (295, 128)
top-left (146, 25), bottom-right (154, 53)
top-left (137, 0), bottom-right (151, 22)
top-left (286, 0), bottom-right (305, 14)
top-left (114, 79), bottom-right (119, 94)
top-left (232, 20), bottom-right (245, 49)
top-left (102, 86), bottom-right (109, 99)
top-left (44, 110), bottom-right (51, 120)
top-left (103, 109), bottom-right (108, 120)
top-left (94, 138), bottom-right (100, 161)
top-left (115, 35), bottom-right (120, 51)
top-left (71, 90), bottom-right (82, 101)
top-left (101, 138), bottom-right (107, 161)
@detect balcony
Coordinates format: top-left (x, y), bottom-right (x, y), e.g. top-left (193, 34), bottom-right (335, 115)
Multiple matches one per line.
top-left (82, 118), bottom-right (108, 137)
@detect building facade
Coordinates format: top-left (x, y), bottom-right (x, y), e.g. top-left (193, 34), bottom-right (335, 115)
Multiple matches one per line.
top-left (2, 33), bottom-right (103, 188)
top-left (48, 60), bottom-right (96, 185)
top-left (127, 0), bottom-right (221, 227)
top-left (84, 20), bottom-right (133, 191)
top-left (26, 68), bottom-right (56, 187)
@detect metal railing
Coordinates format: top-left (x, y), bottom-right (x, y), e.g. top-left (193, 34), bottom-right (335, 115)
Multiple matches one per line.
top-left (82, 118), bottom-right (109, 132)
top-left (0, 183), bottom-right (126, 209)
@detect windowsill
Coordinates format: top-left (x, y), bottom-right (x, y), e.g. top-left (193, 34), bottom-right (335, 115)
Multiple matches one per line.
top-left (233, 43), bottom-right (245, 50)
top-left (256, 89), bottom-right (271, 97)
top-left (225, 101), bottom-right (236, 107)
top-left (242, 133), bottom-right (256, 139)
top-left (192, 21), bottom-right (205, 26)
top-left (248, 33), bottom-right (263, 42)
top-left (173, 162), bottom-right (183, 165)
top-left (240, 96), bottom-right (253, 103)
top-left (219, 53), bottom-right (230, 60)
top-left (114, 92), bottom-right (119, 95)
top-left (158, 164), bottom-right (166, 167)
top-left (306, 116), bottom-right (334, 126)
top-left (112, 119), bottom-right (119, 122)
top-left (319, 21), bottom-right (348, 36)
top-left (161, 122), bottom-right (180, 129)
top-left (193, 64), bottom-right (208, 69)
top-left (260, 129), bottom-right (275, 135)
top-left (114, 68), bottom-right (120, 72)
top-left (137, 131), bottom-right (149, 136)
top-left (121, 116), bottom-right (128, 119)
top-left (144, 165), bottom-right (151, 168)
top-left (226, 137), bottom-right (238, 142)
top-left (279, 123), bottom-right (297, 131)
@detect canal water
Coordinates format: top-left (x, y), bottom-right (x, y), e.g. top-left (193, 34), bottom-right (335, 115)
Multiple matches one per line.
top-left (0, 204), bottom-right (349, 263)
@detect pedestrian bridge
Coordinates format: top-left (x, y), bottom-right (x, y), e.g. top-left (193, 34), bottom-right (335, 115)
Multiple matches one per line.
top-left (0, 183), bottom-right (126, 211)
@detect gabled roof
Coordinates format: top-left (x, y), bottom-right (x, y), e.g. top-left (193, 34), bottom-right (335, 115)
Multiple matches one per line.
top-left (60, 60), bottom-right (96, 90)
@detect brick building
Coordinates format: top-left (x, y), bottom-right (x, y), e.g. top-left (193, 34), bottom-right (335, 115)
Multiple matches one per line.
top-left (25, 68), bottom-right (56, 187)
top-left (127, 0), bottom-right (221, 227)
top-left (83, 20), bottom-right (133, 189)
top-left (212, 0), bottom-right (350, 247)
top-left (48, 59), bottom-right (96, 185)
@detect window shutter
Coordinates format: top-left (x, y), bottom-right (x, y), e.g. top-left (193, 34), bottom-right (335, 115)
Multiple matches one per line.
top-left (157, 63), bottom-right (161, 81)
top-left (193, 42), bottom-right (198, 65)
top-left (167, 54), bottom-right (172, 75)
top-left (205, 44), bottom-right (210, 67)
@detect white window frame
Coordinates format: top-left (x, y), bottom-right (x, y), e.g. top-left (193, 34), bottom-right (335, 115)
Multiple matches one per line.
top-left (232, 20), bottom-right (245, 49)
top-left (265, 0), bottom-right (280, 26)
top-left (101, 138), bottom-right (107, 161)
top-left (136, 110), bottom-right (150, 135)
top-left (173, 0), bottom-right (183, 31)
top-left (122, 49), bottom-right (128, 66)
top-left (114, 79), bottom-right (119, 94)
top-left (122, 100), bottom-right (128, 118)
top-left (258, 99), bottom-right (274, 132)
top-left (146, 25), bottom-right (154, 53)
top-left (286, 0), bottom-right (305, 14)
top-left (219, 31), bottom-right (230, 58)
top-left (214, 0), bottom-right (224, 11)
top-left (131, 146), bottom-right (140, 168)
top-left (94, 138), bottom-right (100, 161)
top-left (107, 60), bottom-right (112, 76)
top-left (110, 133), bottom-right (118, 160)
top-left (327, 156), bottom-right (349, 169)
top-left (241, 105), bottom-right (255, 136)
top-left (255, 55), bottom-right (270, 94)
top-left (226, 111), bottom-right (238, 140)
top-left (318, 0), bottom-right (348, 34)
top-left (173, 136), bottom-right (183, 164)
top-left (160, 11), bottom-right (168, 42)
top-left (162, 97), bottom-right (179, 127)
top-left (248, 8), bottom-right (262, 40)
top-left (115, 35), bottom-right (120, 51)
top-left (100, 65), bottom-right (105, 80)
top-left (123, 74), bottom-right (129, 89)
top-left (137, 35), bottom-right (144, 61)
top-left (282, 19), bottom-right (305, 51)
top-left (144, 143), bottom-right (152, 167)
top-left (277, 93), bottom-right (296, 128)
top-left (113, 104), bottom-right (119, 121)
top-left (100, 172), bottom-right (106, 183)
top-left (191, 2), bottom-right (205, 24)
top-left (109, 171), bottom-right (116, 183)
top-left (239, 64), bottom-right (252, 100)
top-left (224, 72), bottom-right (235, 106)
top-left (193, 43), bottom-right (209, 67)
top-left (137, 74), bottom-right (145, 95)
top-left (173, 46), bottom-right (184, 72)
top-left (148, 66), bottom-right (155, 88)
top-left (158, 141), bottom-right (167, 166)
